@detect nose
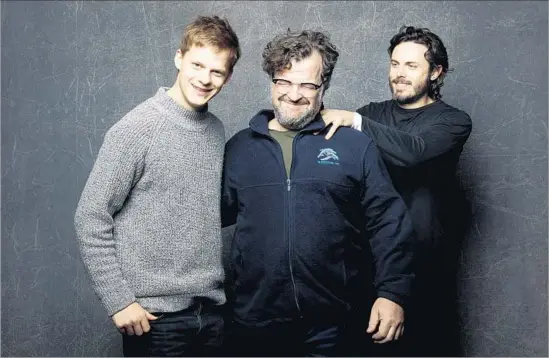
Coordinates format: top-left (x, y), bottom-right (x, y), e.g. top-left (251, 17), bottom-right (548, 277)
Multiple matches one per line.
top-left (198, 70), bottom-right (211, 85)
top-left (395, 65), bottom-right (406, 79)
top-left (286, 84), bottom-right (302, 101)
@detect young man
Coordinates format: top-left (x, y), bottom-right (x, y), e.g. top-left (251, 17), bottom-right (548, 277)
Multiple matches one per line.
top-left (74, 16), bottom-right (240, 357)
top-left (322, 26), bottom-right (473, 356)
top-left (221, 30), bottom-right (415, 356)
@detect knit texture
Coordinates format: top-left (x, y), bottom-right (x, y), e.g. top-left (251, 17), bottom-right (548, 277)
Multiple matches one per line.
top-left (74, 87), bottom-right (226, 316)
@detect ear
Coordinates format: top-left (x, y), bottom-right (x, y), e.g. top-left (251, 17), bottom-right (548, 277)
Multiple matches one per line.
top-left (174, 49), bottom-right (183, 70)
top-left (430, 65), bottom-right (443, 81)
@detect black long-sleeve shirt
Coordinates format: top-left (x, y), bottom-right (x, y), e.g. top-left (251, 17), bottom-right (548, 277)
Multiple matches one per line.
top-left (357, 100), bottom-right (472, 260)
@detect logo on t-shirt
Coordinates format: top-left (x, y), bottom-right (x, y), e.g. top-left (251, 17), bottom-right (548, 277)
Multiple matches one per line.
top-left (317, 148), bottom-right (339, 165)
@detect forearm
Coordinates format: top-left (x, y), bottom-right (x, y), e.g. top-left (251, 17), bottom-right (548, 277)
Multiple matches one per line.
top-left (356, 111), bottom-right (472, 167)
top-left (362, 143), bottom-right (416, 305)
top-left (75, 197), bottom-right (136, 316)
top-left (360, 114), bottom-right (426, 167)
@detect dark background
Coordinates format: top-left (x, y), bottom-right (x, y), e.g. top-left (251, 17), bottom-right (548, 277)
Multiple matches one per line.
top-left (2, 1), bottom-right (547, 356)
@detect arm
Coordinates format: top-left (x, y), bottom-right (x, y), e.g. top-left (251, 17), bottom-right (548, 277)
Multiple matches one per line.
top-left (321, 107), bottom-right (472, 167)
top-left (356, 107), bottom-right (472, 167)
top-left (74, 121), bottom-right (148, 317)
top-left (221, 144), bottom-right (238, 228)
top-left (361, 141), bottom-right (416, 342)
top-left (220, 144), bottom-right (239, 306)
top-left (361, 141), bottom-right (415, 306)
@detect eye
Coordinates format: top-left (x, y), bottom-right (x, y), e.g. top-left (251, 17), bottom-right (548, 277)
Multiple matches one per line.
top-left (192, 62), bottom-right (202, 69)
top-left (391, 62), bottom-right (398, 67)
top-left (212, 71), bottom-right (223, 78)
top-left (301, 83), bottom-right (318, 90)
top-left (408, 64), bottom-right (418, 69)
top-left (274, 79), bottom-right (291, 86)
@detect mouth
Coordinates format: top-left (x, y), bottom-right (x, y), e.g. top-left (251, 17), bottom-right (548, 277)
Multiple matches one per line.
top-left (192, 83), bottom-right (213, 96)
top-left (279, 95), bottom-right (309, 106)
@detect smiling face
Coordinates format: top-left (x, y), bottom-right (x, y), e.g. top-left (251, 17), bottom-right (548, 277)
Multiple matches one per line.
top-left (271, 51), bottom-right (324, 130)
top-left (389, 41), bottom-right (440, 108)
top-left (170, 45), bottom-right (232, 111)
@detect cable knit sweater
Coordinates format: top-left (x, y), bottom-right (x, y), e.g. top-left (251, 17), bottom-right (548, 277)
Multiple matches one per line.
top-left (74, 87), bottom-right (226, 316)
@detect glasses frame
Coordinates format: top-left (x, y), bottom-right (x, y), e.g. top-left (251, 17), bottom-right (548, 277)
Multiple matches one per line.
top-left (272, 78), bottom-right (324, 96)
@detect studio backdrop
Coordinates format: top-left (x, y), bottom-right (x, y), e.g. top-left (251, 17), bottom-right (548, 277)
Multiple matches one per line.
top-left (2, 1), bottom-right (547, 356)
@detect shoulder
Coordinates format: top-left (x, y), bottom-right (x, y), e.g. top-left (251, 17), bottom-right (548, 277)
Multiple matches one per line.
top-left (205, 112), bottom-right (226, 138)
top-left (357, 100), bottom-right (392, 116)
top-left (225, 127), bottom-right (253, 150)
top-left (328, 126), bottom-right (375, 153)
top-left (434, 101), bottom-right (472, 125)
top-left (104, 98), bottom-right (162, 147)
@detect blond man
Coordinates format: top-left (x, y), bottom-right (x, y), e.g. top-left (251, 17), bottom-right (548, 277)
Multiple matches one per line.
top-left (74, 16), bottom-right (240, 356)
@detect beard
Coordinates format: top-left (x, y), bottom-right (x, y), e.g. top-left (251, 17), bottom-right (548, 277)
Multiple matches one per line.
top-left (273, 94), bottom-right (321, 130)
top-left (390, 75), bottom-right (430, 105)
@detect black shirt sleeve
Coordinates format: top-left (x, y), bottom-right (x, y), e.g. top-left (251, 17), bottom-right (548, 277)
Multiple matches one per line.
top-left (357, 104), bottom-right (472, 167)
top-left (361, 141), bottom-right (416, 306)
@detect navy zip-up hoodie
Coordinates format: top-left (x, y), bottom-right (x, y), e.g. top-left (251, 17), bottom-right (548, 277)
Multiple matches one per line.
top-left (222, 110), bottom-right (415, 326)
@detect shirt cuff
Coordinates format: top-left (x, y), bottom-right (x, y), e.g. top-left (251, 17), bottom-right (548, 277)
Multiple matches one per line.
top-left (352, 112), bottom-right (363, 130)
top-left (377, 290), bottom-right (406, 308)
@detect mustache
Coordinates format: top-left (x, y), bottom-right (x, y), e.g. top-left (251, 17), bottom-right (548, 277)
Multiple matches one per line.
top-left (392, 78), bottom-right (412, 85)
top-left (278, 94), bottom-right (309, 105)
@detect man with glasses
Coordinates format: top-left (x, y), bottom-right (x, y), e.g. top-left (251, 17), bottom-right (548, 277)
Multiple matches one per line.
top-left (221, 29), bottom-right (416, 356)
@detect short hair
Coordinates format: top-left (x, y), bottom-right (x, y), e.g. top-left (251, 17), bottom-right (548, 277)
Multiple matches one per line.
top-left (388, 26), bottom-right (452, 100)
top-left (262, 30), bottom-right (339, 90)
top-left (179, 15), bottom-right (241, 72)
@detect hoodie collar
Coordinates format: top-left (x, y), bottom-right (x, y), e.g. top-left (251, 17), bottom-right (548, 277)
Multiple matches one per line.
top-left (249, 109), bottom-right (328, 136)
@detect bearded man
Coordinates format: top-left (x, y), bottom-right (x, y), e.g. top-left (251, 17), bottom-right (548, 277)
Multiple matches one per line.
top-left (221, 29), bottom-right (416, 357)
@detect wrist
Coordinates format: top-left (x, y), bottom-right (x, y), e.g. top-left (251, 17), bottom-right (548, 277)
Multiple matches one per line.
top-left (352, 112), bottom-right (362, 130)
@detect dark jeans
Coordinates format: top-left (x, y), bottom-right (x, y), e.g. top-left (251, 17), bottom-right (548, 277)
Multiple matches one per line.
top-left (122, 301), bottom-right (224, 357)
top-left (225, 320), bottom-right (346, 357)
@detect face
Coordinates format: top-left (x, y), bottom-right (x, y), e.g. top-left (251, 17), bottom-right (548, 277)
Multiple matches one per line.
top-left (172, 45), bottom-right (232, 111)
top-left (271, 51), bottom-right (324, 130)
top-left (389, 42), bottom-right (439, 107)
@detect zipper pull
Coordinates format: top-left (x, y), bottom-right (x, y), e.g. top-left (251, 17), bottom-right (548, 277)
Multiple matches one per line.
top-left (287, 178), bottom-right (291, 191)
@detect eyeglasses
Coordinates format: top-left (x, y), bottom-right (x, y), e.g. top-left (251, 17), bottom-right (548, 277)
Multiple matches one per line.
top-left (272, 78), bottom-right (323, 97)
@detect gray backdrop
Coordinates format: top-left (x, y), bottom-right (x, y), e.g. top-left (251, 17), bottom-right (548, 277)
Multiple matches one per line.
top-left (2, 1), bottom-right (547, 356)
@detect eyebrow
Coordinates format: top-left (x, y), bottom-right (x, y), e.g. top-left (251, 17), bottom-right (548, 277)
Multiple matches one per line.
top-left (391, 59), bottom-right (420, 65)
top-left (193, 61), bottom-right (227, 75)
top-left (275, 77), bottom-right (321, 84)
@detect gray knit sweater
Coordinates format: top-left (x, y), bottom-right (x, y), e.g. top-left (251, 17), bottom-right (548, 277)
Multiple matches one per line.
top-left (74, 87), bottom-right (226, 316)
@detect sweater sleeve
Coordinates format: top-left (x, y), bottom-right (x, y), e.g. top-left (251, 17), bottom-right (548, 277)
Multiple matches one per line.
top-left (357, 105), bottom-right (472, 167)
top-left (74, 118), bottom-right (152, 316)
top-left (361, 141), bottom-right (416, 306)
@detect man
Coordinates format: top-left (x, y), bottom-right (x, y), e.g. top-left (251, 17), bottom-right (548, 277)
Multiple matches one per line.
top-left (322, 25), bottom-right (473, 356)
top-left (221, 29), bottom-right (415, 356)
top-left (74, 16), bottom-right (240, 357)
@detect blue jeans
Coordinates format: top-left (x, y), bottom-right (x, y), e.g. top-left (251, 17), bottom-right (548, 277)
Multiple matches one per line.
top-left (122, 301), bottom-right (224, 357)
top-left (225, 320), bottom-right (345, 357)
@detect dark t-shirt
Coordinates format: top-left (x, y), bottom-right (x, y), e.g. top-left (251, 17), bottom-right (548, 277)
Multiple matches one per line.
top-left (357, 100), bottom-right (472, 259)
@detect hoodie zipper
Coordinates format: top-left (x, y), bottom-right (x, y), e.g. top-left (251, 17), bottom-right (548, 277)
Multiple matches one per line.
top-left (266, 132), bottom-right (301, 313)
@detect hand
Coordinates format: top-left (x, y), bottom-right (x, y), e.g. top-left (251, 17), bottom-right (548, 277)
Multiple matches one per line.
top-left (112, 302), bottom-right (159, 336)
top-left (366, 297), bottom-right (405, 344)
top-left (320, 109), bottom-right (356, 140)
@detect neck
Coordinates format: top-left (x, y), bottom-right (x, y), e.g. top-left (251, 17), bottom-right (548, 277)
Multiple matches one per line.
top-left (166, 82), bottom-right (206, 112)
top-left (397, 95), bottom-right (435, 110)
top-left (269, 118), bottom-right (291, 132)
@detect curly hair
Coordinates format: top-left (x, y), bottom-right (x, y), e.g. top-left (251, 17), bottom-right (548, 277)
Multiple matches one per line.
top-left (388, 26), bottom-right (453, 100)
top-left (262, 30), bottom-right (339, 90)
